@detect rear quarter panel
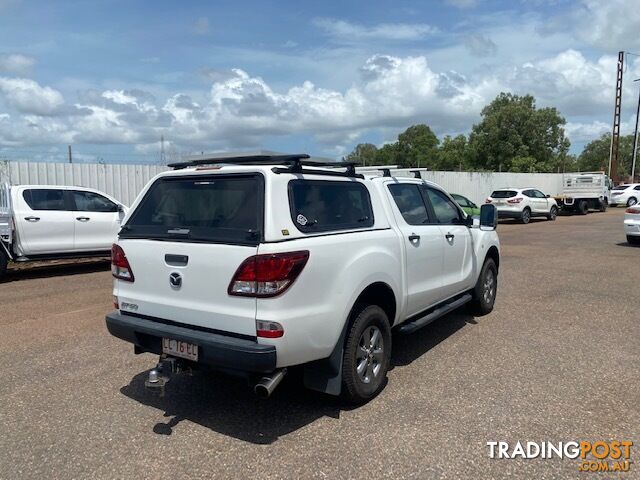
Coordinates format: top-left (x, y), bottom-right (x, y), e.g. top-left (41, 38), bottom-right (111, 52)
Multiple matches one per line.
top-left (256, 229), bottom-right (403, 367)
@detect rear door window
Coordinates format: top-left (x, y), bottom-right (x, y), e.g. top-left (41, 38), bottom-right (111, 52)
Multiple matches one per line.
top-left (289, 180), bottom-right (374, 233)
top-left (22, 189), bottom-right (67, 211)
top-left (122, 174), bottom-right (264, 245)
top-left (388, 184), bottom-right (430, 225)
top-left (491, 190), bottom-right (517, 198)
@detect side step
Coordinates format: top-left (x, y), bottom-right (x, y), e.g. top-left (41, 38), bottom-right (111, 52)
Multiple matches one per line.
top-left (398, 293), bottom-right (473, 334)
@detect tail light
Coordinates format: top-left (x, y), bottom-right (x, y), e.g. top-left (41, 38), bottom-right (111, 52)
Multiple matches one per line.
top-left (256, 320), bottom-right (284, 338)
top-left (485, 198), bottom-right (492, 203)
top-left (111, 244), bottom-right (135, 282)
top-left (507, 197), bottom-right (523, 204)
top-left (626, 207), bottom-right (640, 214)
top-left (228, 251), bottom-right (309, 298)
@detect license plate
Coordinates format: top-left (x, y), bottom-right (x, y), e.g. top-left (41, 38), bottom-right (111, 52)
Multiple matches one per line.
top-left (162, 338), bottom-right (198, 361)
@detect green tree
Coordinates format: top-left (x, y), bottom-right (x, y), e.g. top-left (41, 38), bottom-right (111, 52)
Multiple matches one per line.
top-left (435, 134), bottom-right (469, 170)
top-left (374, 143), bottom-right (399, 165)
top-left (578, 133), bottom-right (634, 177)
top-left (468, 93), bottom-right (570, 172)
top-left (345, 143), bottom-right (378, 166)
top-left (397, 124), bottom-right (439, 168)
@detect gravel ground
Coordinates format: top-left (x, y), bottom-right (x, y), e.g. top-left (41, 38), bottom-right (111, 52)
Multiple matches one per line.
top-left (0, 208), bottom-right (638, 479)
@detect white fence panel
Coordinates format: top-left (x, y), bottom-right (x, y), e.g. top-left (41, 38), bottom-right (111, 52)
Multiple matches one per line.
top-left (0, 161), bottom-right (168, 206)
top-left (0, 161), bottom-right (567, 207)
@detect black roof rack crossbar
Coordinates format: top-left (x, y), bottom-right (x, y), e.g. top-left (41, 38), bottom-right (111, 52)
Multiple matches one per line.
top-left (168, 153), bottom-right (311, 170)
top-left (410, 170), bottom-right (422, 179)
top-left (379, 168), bottom-right (391, 177)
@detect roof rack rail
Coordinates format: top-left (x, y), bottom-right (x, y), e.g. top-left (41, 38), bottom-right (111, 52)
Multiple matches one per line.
top-left (379, 168), bottom-right (391, 177)
top-left (410, 170), bottom-right (422, 179)
top-left (168, 153), bottom-right (363, 178)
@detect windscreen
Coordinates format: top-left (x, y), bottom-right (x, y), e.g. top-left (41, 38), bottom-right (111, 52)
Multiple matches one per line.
top-left (121, 174), bottom-right (263, 244)
top-left (490, 190), bottom-right (517, 198)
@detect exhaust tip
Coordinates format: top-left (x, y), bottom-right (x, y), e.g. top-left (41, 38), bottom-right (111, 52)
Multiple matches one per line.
top-left (253, 368), bottom-right (287, 399)
top-left (254, 384), bottom-right (271, 399)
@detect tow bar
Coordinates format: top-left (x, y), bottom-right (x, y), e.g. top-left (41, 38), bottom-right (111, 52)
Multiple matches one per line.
top-left (144, 356), bottom-right (191, 396)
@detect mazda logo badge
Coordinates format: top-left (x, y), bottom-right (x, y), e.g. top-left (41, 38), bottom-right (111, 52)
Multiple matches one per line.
top-left (169, 272), bottom-right (182, 289)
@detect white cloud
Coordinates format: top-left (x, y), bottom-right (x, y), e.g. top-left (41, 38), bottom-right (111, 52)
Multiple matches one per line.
top-left (314, 18), bottom-right (438, 41)
top-left (193, 16), bottom-right (210, 35)
top-left (574, 0), bottom-right (640, 50)
top-left (0, 77), bottom-right (64, 115)
top-left (0, 53), bottom-right (35, 75)
top-left (446, 0), bottom-right (477, 8)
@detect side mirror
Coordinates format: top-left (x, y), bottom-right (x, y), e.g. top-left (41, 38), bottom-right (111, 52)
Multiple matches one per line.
top-left (117, 204), bottom-right (125, 213)
top-left (479, 204), bottom-right (498, 230)
top-left (545, 194), bottom-right (550, 198)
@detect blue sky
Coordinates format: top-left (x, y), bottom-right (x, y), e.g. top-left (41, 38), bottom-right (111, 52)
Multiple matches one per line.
top-left (1, 0), bottom-right (639, 164)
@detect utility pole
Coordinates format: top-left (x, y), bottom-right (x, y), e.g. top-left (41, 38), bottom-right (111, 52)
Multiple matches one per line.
top-left (632, 79), bottom-right (640, 182)
top-left (68, 145), bottom-right (73, 164)
top-left (609, 51), bottom-right (624, 182)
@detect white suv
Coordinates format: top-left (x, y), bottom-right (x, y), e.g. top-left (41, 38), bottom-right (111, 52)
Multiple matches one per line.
top-left (487, 188), bottom-right (558, 224)
top-left (610, 184), bottom-right (640, 207)
top-left (106, 154), bottom-right (500, 403)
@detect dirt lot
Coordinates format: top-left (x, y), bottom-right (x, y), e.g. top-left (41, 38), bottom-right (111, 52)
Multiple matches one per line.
top-left (0, 208), bottom-right (638, 479)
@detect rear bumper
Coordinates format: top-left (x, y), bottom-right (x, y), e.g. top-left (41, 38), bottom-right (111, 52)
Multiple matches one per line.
top-left (105, 311), bottom-right (277, 373)
top-left (496, 209), bottom-right (523, 219)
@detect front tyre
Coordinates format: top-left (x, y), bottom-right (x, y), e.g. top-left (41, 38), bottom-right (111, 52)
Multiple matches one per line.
top-left (468, 258), bottom-right (498, 316)
top-left (627, 197), bottom-right (638, 207)
top-left (342, 305), bottom-right (391, 404)
top-left (599, 199), bottom-right (608, 212)
top-left (547, 206), bottom-right (558, 221)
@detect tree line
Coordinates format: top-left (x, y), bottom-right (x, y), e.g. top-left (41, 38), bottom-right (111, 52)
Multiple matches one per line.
top-left (344, 92), bottom-right (635, 176)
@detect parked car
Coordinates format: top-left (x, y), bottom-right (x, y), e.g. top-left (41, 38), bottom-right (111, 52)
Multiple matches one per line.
top-left (0, 184), bottom-right (127, 278)
top-left (624, 205), bottom-right (640, 245)
top-left (553, 172), bottom-right (611, 214)
top-left (610, 183), bottom-right (640, 207)
top-left (451, 193), bottom-right (480, 216)
top-left (486, 188), bottom-right (558, 224)
top-left (105, 153), bottom-right (500, 403)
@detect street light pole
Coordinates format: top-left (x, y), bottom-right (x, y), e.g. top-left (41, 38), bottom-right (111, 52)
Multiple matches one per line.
top-left (632, 79), bottom-right (640, 182)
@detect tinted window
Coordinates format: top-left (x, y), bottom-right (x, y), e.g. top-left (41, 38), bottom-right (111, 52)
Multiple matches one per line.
top-left (522, 190), bottom-right (534, 198)
top-left (388, 184), bottom-right (430, 225)
top-left (289, 180), bottom-right (374, 233)
top-left (491, 190), bottom-right (517, 198)
top-left (73, 191), bottom-right (117, 212)
top-left (612, 185), bottom-right (629, 191)
top-left (23, 189), bottom-right (66, 211)
top-left (635, 186), bottom-right (640, 191)
top-left (451, 194), bottom-right (470, 207)
top-left (123, 174), bottom-right (263, 244)
top-left (425, 188), bottom-right (463, 224)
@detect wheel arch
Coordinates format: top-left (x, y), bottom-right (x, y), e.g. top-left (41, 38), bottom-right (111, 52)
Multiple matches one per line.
top-left (485, 245), bottom-right (500, 272)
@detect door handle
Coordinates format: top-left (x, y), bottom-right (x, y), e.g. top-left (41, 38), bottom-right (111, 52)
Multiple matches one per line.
top-left (76, 216), bottom-right (90, 222)
top-left (445, 232), bottom-right (455, 241)
top-left (24, 216), bottom-right (40, 222)
top-left (408, 233), bottom-right (420, 242)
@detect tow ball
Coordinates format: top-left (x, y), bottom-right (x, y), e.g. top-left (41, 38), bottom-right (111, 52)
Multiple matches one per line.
top-left (145, 356), bottom-right (190, 396)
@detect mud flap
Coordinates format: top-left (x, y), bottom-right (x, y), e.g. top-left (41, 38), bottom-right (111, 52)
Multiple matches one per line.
top-left (303, 320), bottom-right (349, 396)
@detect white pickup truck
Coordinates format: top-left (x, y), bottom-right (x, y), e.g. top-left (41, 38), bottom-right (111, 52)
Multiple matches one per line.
top-left (105, 154), bottom-right (500, 403)
top-left (0, 183), bottom-right (127, 278)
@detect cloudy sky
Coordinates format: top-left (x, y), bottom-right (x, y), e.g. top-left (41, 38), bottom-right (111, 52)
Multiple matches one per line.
top-left (1, 0), bottom-right (640, 163)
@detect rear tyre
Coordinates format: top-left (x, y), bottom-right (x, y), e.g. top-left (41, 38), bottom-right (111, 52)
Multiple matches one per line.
top-left (628, 197), bottom-right (638, 207)
top-left (520, 208), bottom-right (531, 224)
top-left (341, 304), bottom-right (391, 404)
top-left (547, 206), bottom-right (558, 221)
top-left (468, 258), bottom-right (498, 316)
top-left (0, 249), bottom-right (7, 279)
top-left (628, 235), bottom-right (640, 246)
top-left (577, 200), bottom-right (588, 215)
top-left (599, 199), bottom-right (608, 212)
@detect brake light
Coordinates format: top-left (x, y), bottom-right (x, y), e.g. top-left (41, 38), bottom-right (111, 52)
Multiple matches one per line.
top-left (111, 244), bottom-right (135, 282)
top-left (626, 207), bottom-right (640, 214)
top-left (485, 198), bottom-right (492, 203)
top-left (507, 197), bottom-right (523, 204)
top-left (228, 251), bottom-right (309, 297)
